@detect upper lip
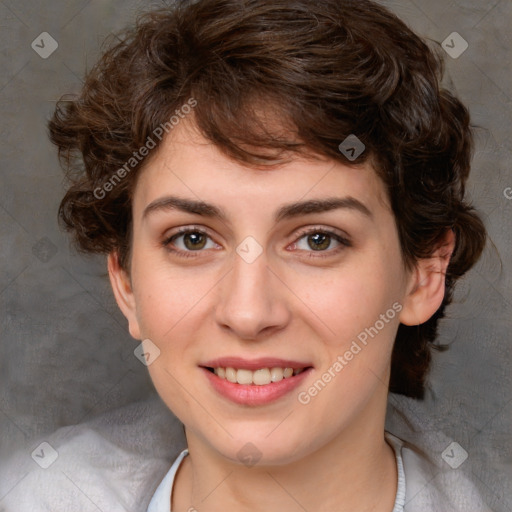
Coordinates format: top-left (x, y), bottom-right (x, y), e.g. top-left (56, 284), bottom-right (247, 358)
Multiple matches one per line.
top-left (201, 357), bottom-right (313, 371)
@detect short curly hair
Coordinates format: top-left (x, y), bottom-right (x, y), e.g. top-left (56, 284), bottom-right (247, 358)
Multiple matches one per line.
top-left (48, 0), bottom-right (487, 399)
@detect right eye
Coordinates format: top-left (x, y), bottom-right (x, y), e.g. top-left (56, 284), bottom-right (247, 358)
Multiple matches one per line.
top-left (162, 228), bottom-right (221, 258)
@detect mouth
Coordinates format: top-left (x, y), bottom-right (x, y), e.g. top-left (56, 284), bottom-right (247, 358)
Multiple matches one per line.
top-left (199, 358), bottom-right (314, 405)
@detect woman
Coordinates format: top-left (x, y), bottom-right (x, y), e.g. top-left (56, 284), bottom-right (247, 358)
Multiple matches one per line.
top-left (0, 0), bottom-right (494, 510)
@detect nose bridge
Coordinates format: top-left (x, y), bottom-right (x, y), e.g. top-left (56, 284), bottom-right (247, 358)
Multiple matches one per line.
top-left (214, 244), bottom-right (289, 339)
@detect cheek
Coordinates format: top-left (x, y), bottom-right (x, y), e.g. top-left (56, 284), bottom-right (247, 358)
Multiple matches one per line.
top-left (132, 266), bottom-right (205, 414)
top-left (290, 257), bottom-right (402, 344)
top-left (131, 255), bottom-right (210, 340)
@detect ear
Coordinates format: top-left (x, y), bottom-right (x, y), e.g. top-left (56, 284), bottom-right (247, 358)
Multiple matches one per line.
top-left (107, 251), bottom-right (141, 340)
top-left (399, 229), bottom-right (456, 326)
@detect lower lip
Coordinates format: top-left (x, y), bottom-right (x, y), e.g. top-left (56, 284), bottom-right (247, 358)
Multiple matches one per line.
top-left (201, 367), bottom-right (313, 406)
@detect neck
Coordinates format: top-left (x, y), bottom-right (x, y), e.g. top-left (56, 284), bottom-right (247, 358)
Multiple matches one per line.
top-left (173, 394), bottom-right (397, 512)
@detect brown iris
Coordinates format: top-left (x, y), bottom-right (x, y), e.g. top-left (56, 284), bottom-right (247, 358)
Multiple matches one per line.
top-left (307, 233), bottom-right (331, 251)
top-left (183, 232), bottom-right (207, 250)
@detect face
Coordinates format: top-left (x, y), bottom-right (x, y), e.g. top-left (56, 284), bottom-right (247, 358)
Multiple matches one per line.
top-left (109, 120), bottom-right (441, 466)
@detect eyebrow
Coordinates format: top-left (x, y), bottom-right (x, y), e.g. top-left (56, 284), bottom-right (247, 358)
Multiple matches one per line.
top-left (142, 195), bottom-right (373, 222)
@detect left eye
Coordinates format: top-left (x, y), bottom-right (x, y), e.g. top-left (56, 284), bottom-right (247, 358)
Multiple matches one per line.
top-left (292, 230), bottom-right (350, 253)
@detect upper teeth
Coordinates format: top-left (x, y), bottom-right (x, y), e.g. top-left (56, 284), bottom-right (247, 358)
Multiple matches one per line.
top-left (214, 367), bottom-right (304, 385)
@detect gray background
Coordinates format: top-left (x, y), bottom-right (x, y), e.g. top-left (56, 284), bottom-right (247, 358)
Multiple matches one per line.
top-left (0, 0), bottom-right (510, 510)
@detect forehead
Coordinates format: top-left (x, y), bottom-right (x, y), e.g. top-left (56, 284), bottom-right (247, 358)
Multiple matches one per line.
top-left (133, 120), bottom-right (391, 218)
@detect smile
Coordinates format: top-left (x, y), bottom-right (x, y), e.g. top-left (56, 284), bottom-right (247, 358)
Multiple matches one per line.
top-left (200, 358), bottom-right (314, 405)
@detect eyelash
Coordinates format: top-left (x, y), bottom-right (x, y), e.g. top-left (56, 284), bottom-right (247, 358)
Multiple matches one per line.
top-left (162, 226), bottom-right (352, 260)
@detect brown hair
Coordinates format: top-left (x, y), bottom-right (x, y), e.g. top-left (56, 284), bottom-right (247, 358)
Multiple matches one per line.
top-left (48, 0), bottom-right (487, 399)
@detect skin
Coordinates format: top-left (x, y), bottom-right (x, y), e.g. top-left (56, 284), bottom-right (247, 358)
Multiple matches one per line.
top-left (109, 119), bottom-right (455, 512)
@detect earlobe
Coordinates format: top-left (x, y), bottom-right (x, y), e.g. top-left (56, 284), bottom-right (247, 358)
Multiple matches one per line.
top-left (399, 229), bottom-right (456, 326)
top-left (107, 252), bottom-right (141, 340)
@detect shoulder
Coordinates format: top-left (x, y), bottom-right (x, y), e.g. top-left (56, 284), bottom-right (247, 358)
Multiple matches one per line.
top-left (0, 396), bottom-right (187, 512)
top-left (386, 431), bottom-right (494, 512)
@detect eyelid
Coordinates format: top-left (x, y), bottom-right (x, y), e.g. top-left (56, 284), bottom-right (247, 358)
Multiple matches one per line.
top-left (292, 225), bottom-right (350, 242)
top-left (162, 225), bottom-right (213, 242)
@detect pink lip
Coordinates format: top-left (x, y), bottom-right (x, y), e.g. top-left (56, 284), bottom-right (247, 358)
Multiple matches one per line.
top-left (201, 357), bottom-right (312, 371)
top-left (201, 366), bottom-right (314, 406)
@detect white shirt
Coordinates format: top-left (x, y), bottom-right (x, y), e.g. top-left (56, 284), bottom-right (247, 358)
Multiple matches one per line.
top-left (0, 396), bottom-right (495, 512)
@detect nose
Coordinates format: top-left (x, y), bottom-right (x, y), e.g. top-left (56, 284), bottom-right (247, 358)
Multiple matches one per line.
top-left (214, 248), bottom-right (291, 340)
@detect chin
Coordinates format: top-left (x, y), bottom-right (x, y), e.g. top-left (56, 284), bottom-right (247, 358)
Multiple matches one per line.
top-left (206, 430), bottom-right (311, 467)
